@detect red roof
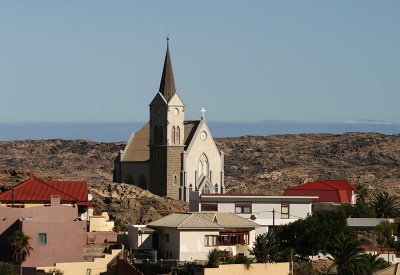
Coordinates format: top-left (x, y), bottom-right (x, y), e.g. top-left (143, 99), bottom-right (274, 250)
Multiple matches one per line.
top-left (0, 175), bottom-right (89, 203)
top-left (285, 180), bottom-right (356, 191)
top-left (283, 180), bottom-right (356, 203)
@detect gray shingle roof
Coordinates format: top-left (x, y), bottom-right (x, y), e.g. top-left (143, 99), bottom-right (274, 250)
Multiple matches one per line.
top-left (147, 212), bottom-right (258, 230)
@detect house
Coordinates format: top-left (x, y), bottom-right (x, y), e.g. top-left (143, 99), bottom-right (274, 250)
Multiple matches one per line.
top-left (113, 41), bottom-right (225, 202)
top-left (0, 195), bottom-right (87, 272)
top-left (0, 172), bottom-right (93, 215)
top-left (283, 180), bottom-right (356, 204)
top-left (189, 192), bottom-right (317, 235)
top-left (141, 212), bottom-right (258, 261)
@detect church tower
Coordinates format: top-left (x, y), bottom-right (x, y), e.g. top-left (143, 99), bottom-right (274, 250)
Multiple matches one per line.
top-left (149, 40), bottom-right (185, 199)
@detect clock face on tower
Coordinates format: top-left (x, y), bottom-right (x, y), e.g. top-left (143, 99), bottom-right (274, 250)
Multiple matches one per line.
top-left (200, 131), bottom-right (207, 140)
top-left (156, 108), bottom-right (162, 116)
top-left (173, 108), bottom-right (179, 116)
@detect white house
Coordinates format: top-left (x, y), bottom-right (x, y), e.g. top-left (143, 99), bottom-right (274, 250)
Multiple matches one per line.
top-left (189, 192), bottom-right (317, 235)
top-left (144, 212), bottom-right (258, 261)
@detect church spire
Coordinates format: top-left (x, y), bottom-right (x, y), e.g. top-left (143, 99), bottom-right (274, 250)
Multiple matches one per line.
top-left (159, 37), bottom-right (176, 101)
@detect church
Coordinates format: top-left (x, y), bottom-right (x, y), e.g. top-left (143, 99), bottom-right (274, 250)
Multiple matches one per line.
top-left (113, 42), bottom-right (225, 202)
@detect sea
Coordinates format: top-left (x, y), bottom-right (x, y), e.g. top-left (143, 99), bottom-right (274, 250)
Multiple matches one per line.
top-left (0, 121), bottom-right (399, 142)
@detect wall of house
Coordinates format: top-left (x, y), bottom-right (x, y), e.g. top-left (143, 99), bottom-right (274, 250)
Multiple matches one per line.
top-left (158, 227), bottom-right (181, 259)
top-left (22, 219), bottom-right (86, 267)
top-left (214, 200), bottom-right (312, 228)
top-left (127, 225), bottom-right (153, 250)
top-left (37, 249), bottom-right (122, 275)
top-left (198, 263), bottom-right (290, 275)
top-left (89, 216), bottom-right (114, 232)
top-left (178, 229), bottom-right (256, 261)
top-left (184, 122), bottom-right (224, 195)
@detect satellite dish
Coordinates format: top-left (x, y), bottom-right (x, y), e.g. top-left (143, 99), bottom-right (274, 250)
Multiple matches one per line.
top-left (88, 194), bottom-right (93, 201)
top-left (80, 212), bottom-right (88, 221)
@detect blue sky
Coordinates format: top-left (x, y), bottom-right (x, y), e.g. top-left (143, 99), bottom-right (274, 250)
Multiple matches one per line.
top-left (0, 1), bottom-right (399, 123)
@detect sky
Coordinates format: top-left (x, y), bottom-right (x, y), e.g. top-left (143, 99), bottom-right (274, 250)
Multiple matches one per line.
top-left (0, 1), bottom-right (399, 124)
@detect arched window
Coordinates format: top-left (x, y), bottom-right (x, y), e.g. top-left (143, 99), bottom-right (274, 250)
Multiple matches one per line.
top-left (189, 184), bottom-right (193, 191)
top-left (154, 127), bottom-right (159, 144)
top-left (202, 184), bottom-right (210, 194)
top-left (214, 184), bottom-right (219, 194)
top-left (197, 154), bottom-right (209, 178)
top-left (171, 126), bottom-right (175, 144)
top-left (158, 126), bottom-right (163, 144)
top-left (176, 126), bottom-right (180, 144)
top-left (173, 175), bottom-right (177, 186)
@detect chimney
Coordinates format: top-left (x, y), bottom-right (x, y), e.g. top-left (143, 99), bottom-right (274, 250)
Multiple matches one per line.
top-left (51, 195), bottom-right (61, 206)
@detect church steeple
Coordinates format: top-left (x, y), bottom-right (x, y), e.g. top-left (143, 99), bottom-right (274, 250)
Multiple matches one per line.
top-left (159, 38), bottom-right (176, 102)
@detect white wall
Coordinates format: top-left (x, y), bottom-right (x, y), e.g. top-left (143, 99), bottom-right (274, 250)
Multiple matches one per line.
top-left (184, 121), bottom-right (223, 194)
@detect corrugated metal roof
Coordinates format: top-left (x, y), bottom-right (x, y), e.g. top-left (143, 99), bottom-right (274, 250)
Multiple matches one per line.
top-left (0, 175), bottom-right (88, 203)
top-left (147, 212), bottom-right (258, 230)
top-left (121, 120), bottom-right (200, 162)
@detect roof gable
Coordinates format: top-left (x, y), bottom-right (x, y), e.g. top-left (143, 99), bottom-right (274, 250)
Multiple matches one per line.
top-left (167, 93), bottom-right (184, 106)
top-left (185, 119), bottom-right (220, 153)
top-left (149, 92), bottom-right (167, 106)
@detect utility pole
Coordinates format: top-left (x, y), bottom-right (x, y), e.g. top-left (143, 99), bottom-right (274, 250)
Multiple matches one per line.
top-left (272, 209), bottom-right (275, 228)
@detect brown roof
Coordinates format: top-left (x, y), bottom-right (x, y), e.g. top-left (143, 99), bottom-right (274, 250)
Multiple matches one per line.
top-left (121, 123), bottom-right (150, 162)
top-left (121, 121), bottom-right (200, 162)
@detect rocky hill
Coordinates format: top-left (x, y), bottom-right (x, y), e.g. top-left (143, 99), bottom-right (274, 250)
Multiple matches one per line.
top-left (1, 132), bottom-right (400, 224)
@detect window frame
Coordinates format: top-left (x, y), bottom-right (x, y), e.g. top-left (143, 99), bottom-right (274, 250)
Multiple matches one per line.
top-left (281, 201), bottom-right (290, 219)
top-left (38, 233), bottom-right (47, 245)
top-left (235, 202), bottom-right (252, 214)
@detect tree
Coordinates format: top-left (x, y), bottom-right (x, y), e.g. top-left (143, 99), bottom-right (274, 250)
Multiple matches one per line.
top-left (356, 184), bottom-right (369, 203)
top-left (327, 231), bottom-right (366, 275)
top-left (342, 202), bottom-right (376, 218)
top-left (206, 249), bottom-right (222, 268)
top-left (251, 230), bottom-right (285, 263)
top-left (8, 230), bottom-right (33, 272)
top-left (371, 192), bottom-right (400, 218)
top-left (0, 262), bottom-right (14, 275)
top-left (361, 253), bottom-right (387, 275)
top-left (375, 221), bottom-right (398, 247)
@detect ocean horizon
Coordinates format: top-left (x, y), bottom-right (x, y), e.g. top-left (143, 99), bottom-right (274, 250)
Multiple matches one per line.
top-left (0, 121), bottom-right (399, 142)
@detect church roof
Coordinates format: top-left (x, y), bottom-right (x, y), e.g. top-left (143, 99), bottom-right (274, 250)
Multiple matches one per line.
top-left (121, 120), bottom-right (200, 162)
top-left (158, 40), bottom-right (176, 102)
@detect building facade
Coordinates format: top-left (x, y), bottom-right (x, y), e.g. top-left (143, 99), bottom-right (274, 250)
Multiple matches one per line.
top-left (114, 42), bottom-right (225, 201)
top-left (189, 193), bottom-right (317, 235)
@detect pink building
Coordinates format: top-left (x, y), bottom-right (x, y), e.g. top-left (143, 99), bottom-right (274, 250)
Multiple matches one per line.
top-left (0, 195), bottom-right (87, 273)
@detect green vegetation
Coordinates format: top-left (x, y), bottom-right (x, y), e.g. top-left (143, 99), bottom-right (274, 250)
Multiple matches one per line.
top-left (8, 230), bottom-right (33, 265)
top-left (371, 192), bottom-right (400, 218)
top-left (0, 262), bottom-right (14, 275)
top-left (206, 249), bottom-right (222, 268)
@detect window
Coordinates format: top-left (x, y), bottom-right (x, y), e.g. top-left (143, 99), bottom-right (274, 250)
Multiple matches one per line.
top-left (202, 184), bottom-right (211, 194)
top-left (204, 235), bottom-right (219, 246)
top-left (235, 203), bottom-right (251, 214)
top-left (171, 126), bottom-right (175, 144)
top-left (281, 202), bottom-right (290, 219)
top-left (214, 184), bottom-right (219, 194)
top-left (201, 203), bottom-right (218, 211)
top-left (38, 233), bottom-right (47, 245)
top-left (158, 126), bottom-right (163, 144)
top-left (154, 127), bottom-right (159, 144)
top-left (176, 126), bottom-right (180, 144)
top-left (218, 232), bottom-right (249, 246)
top-left (165, 233), bottom-right (169, 243)
top-left (173, 175), bottom-right (177, 186)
